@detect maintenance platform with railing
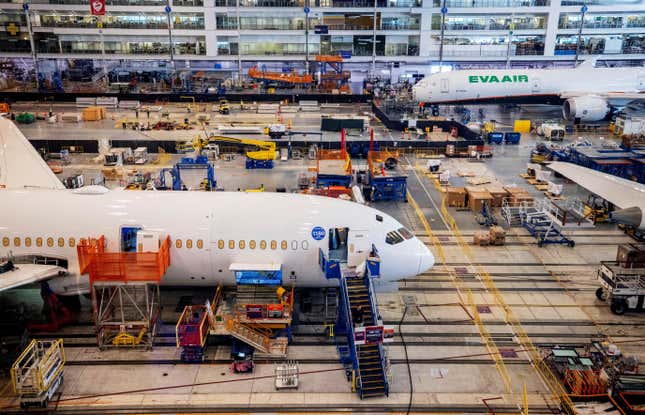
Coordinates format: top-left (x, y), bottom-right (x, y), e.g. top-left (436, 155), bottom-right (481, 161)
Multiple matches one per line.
top-left (319, 244), bottom-right (391, 399)
top-left (77, 233), bottom-right (171, 349)
top-left (175, 275), bottom-right (295, 363)
top-left (366, 149), bottom-right (407, 202)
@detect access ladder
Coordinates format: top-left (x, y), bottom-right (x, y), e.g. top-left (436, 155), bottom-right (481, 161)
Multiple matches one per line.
top-left (321, 248), bottom-right (390, 399)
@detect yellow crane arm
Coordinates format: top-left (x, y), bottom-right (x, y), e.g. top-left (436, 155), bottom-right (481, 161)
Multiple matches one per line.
top-left (207, 135), bottom-right (276, 161)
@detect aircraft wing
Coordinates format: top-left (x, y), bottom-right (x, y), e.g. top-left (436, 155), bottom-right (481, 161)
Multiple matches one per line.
top-left (560, 91), bottom-right (644, 102)
top-left (0, 263), bottom-right (66, 292)
top-left (548, 162), bottom-right (645, 209)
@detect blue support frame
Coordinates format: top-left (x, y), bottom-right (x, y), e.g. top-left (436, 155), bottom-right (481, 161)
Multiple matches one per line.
top-left (369, 174), bottom-right (407, 202)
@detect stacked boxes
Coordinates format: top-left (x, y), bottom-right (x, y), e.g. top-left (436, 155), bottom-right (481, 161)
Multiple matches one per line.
top-left (446, 187), bottom-right (467, 207)
top-left (466, 187), bottom-right (493, 213)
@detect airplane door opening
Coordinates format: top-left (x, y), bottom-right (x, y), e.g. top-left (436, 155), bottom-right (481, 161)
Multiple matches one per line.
top-left (329, 227), bottom-right (348, 262)
top-left (440, 78), bottom-right (449, 93)
top-left (347, 229), bottom-right (370, 268)
top-left (121, 226), bottom-right (142, 252)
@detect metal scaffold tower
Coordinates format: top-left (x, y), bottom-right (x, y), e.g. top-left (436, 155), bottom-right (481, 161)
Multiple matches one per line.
top-left (77, 234), bottom-right (171, 350)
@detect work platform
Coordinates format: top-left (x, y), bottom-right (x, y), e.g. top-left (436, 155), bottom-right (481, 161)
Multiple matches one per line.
top-left (367, 150), bottom-right (407, 202)
top-left (77, 234), bottom-right (171, 349)
top-left (176, 281), bottom-right (294, 362)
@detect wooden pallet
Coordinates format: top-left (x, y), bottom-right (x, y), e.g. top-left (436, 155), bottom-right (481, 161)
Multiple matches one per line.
top-left (535, 184), bottom-right (549, 191)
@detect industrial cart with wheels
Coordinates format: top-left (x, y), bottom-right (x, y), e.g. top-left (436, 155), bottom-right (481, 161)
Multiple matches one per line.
top-left (596, 261), bottom-right (645, 315)
top-left (11, 339), bottom-right (65, 409)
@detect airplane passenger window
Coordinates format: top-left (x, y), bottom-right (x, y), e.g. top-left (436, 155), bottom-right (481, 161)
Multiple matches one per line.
top-left (57, 237), bottom-right (64, 247)
top-left (197, 239), bottom-right (204, 249)
top-left (25, 237), bottom-right (32, 247)
top-left (385, 231), bottom-right (404, 245)
top-left (2, 237), bottom-right (8, 247)
top-left (260, 240), bottom-right (267, 250)
top-left (186, 239), bottom-right (193, 249)
top-left (14, 237), bottom-right (20, 247)
top-left (218, 239), bottom-right (224, 249)
top-left (47, 237), bottom-right (54, 247)
top-left (271, 240), bottom-right (277, 250)
top-left (176, 239), bottom-right (182, 249)
top-left (239, 240), bottom-right (245, 249)
top-left (228, 240), bottom-right (235, 249)
top-left (281, 240), bottom-right (288, 250)
top-left (398, 227), bottom-right (413, 240)
top-left (301, 240), bottom-right (309, 250)
top-left (291, 240), bottom-right (298, 250)
top-left (36, 237), bottom-right (42, 247)
top-left (249, 240), bottom-right (256, 249)
top-left (69, 238), bottom-right (76, 247)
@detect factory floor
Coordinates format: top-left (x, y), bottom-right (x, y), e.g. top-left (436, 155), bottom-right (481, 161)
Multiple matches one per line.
top-left (1, 102), bottom-right (643, 414)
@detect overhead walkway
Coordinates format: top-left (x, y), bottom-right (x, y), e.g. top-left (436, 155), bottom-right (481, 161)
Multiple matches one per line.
top-left (319, 247), bottom-right (390, 399)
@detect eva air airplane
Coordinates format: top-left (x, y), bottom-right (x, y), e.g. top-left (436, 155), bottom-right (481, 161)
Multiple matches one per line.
top-left (413, 60), bottom-right (644, 122)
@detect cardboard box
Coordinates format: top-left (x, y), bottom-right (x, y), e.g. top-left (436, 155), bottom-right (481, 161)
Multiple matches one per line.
top-left (473, 231), bottom-right (490, 246)
top-left (487, 186), bottom-right (509, 207)
top-left (82, 106), bottom-right (106, 121)
top-left (466, 187), bottom-right (493, 213)
top-left (489, 226), bottom-right (506, 246)
top-left (616, 243), bottom-right (645, 267)
top-left (446, 187), bottom-right (467, 207)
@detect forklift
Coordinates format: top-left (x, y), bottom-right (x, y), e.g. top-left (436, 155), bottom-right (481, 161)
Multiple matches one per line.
top-left (218, 99), bottom-right (230, 115)
top-left (583, 194), bottom-right (612, 224)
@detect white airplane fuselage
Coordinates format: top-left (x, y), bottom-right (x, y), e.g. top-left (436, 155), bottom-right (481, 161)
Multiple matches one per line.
top-left (0, 189), bottom-right (434, 295)
top-left (413, 65), bottom-right (644, 121)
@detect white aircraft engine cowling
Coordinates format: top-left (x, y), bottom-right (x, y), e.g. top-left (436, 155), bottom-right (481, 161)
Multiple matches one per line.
top-left (562, 96), bottom-right (610, 122)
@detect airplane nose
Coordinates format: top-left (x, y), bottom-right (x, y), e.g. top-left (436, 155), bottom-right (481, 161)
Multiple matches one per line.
top-left (416, 241), bottom-right (434, 274)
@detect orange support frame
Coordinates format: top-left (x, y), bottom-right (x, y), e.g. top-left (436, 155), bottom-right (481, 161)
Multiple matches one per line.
top-left (248, 66), bottom-right (313, 85)
top-left (77, 235), bottom-right (171, 284)
top-left (317, 149), bottom-right (352, 175)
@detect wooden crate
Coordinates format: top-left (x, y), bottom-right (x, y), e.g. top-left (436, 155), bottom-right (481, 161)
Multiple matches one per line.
top-left (446, 187), bottom-right (467, 208)
top-left (487, 187), bottom-right (509, 207)
top-left (82, 106), bottom-right (106, 121)
top-left (466, 187), bottom-right (493, 213)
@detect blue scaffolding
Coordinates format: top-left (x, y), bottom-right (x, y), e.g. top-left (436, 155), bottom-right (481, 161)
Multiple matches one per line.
top-left (158, 156), bottom-right (216, 190)
top-left (319, 246), bottom-right (390, 399)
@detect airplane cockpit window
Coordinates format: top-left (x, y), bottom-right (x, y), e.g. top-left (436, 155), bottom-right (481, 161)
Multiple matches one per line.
top-left (386, 230), bottom-right (404, 245)
top-left (376, 215), bottom-right (383, 222)
top-left (398, 227), bottom-right (413, 240)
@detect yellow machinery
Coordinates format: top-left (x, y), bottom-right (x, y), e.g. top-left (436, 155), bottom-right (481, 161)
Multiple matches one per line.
top-left (245, 184), bottom-right (265, 192)
top-left (483, 121), bottom-right (496, 135)
top-left (206, 136), bottom-right (276, 161)
top-left (218, 99), bottom-right (230, 115)
top-left (12, 339), bottom-right (65, 409)
top-left (583, 195), bottom-right (611, 224)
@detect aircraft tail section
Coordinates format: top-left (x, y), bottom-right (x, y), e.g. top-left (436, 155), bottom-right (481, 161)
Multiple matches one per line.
top-left (0, 117), bottom-right (65, 189)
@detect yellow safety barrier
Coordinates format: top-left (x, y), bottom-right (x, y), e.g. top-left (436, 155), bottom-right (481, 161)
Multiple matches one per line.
top-left (417, 167), bottom-right (577, 414)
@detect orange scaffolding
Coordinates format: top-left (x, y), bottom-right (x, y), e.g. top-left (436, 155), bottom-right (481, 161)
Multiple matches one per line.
top-left (77, 235), bottom-right (171, 349)
top-left (77, 235), bottom-right (171, 283)
top-left (248, 66), bottom-right (313, 85)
